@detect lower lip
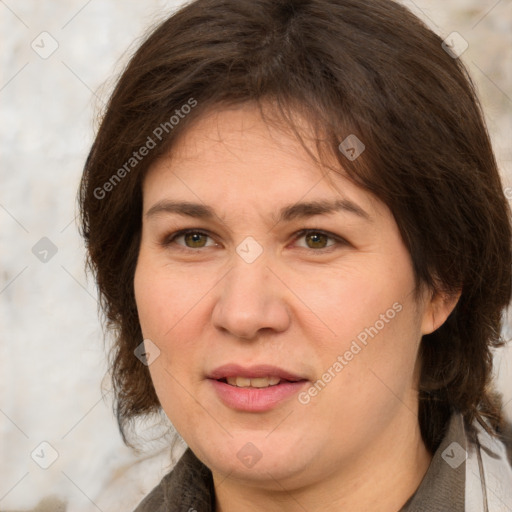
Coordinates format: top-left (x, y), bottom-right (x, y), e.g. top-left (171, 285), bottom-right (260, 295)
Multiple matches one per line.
top-left (209, 379), bottom-right (308, 412)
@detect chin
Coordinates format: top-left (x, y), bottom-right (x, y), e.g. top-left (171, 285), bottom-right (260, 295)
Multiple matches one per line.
top-left (192, 430), bottom-right (324, 485)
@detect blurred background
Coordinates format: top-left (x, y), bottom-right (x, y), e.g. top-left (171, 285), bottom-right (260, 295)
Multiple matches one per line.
top-left (1, 0), bottom-right (511, 510)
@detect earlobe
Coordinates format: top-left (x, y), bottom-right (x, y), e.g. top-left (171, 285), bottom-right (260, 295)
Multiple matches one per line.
top-left (421, 288), bottom-right (461, 335)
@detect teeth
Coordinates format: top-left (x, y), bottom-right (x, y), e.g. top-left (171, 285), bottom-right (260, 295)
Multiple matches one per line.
top-left (226, 376), bottom-right (281, 388)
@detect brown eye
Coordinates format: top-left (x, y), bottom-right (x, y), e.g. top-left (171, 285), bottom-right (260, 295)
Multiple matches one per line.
top-left (183, 232), bottom-right (209, 248)
top-left (163, 230), bottom-right (216, 249)
top-left (294, 230), bottom-right (340, 250)
top-left (304, 232), bottom-right (331, 249)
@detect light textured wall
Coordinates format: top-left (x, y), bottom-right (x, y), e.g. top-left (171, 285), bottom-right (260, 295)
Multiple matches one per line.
top-left (1, 1), bottom-right (511, 511)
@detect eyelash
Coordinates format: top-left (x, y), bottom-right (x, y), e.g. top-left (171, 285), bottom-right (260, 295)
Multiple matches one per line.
top-left (161, 228), bottom-right (348, 253)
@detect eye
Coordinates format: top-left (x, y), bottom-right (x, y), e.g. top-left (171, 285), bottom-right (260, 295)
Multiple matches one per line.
top-left (293, 229), bottom-right (345, 251)
top-left (163, 229), bottom-right (217, 249)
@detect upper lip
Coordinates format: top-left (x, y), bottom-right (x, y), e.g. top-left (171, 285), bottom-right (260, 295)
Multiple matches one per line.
top-left (208, 364), bottom-right (307, 382)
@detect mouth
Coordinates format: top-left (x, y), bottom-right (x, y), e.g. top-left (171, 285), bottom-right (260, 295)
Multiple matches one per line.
top-left (208, 363), bottom-right (307, 385)
top-left (207, 364), bottom-right (309, 412)
top-left (216, 375), bottom-right (304, 388)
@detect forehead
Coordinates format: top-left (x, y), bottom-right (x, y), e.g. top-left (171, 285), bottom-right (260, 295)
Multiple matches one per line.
top-left (143, 103), bottom-right (384, 222)
top-left (160, 103), bottom-right (317, 171)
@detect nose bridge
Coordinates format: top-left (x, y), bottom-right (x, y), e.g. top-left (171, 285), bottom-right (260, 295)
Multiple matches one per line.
top-left (211, 248), bottom-right (290, 339)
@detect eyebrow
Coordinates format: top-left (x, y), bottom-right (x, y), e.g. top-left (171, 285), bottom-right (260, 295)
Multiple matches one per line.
top-left (145, 198), bottom-right (371, 223)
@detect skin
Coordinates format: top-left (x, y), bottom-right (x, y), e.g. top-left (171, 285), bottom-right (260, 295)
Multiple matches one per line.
top-left (134, 102), bottom-right (459, 512)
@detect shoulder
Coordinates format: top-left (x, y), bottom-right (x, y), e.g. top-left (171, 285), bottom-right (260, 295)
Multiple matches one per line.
top-left (499, 418), bottom-right (512, 466)
top-left (132, 448), bottom-right (214, 512)
top-left (131, 470), bottom-right (172, 512)
top-left (466, 415), bottom-right (512, 510)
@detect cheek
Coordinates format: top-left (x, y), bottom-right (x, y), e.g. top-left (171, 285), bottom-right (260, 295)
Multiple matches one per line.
top-left (294, 254), bottom-right (422, 408)
top-left (290, 256), bottom-right (414, 349)
top-left (329, 299), bottom-right (422, 412)
top-left (133, 255), bottom-right (211, 413)
top-left (302, 301), bottom-right (423, 455)
top-left (134, 252), bottom-right (211, 340)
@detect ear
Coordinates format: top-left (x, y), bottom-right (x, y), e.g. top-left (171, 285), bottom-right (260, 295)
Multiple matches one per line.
top-left (421, 287), bottom-right (461, 335)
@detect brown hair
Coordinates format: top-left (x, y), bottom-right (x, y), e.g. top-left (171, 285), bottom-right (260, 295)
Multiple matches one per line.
top-left (79, 0), bottom-right (512, 451)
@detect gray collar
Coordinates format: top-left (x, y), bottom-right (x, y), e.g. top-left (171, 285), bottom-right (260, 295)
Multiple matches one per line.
top-left (400, 413), bottom-right (465, 511)
top-left (401, 413), bottom-right (512, 512)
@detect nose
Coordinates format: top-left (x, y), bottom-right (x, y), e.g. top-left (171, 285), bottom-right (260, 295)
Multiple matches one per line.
top-left (211, 255), bottom-right (291, 340)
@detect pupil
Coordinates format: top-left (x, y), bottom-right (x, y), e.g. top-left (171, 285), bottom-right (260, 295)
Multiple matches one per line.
top-left (307, 233), bottom-right (326, 248)
top-left (186, 233), bottom-right (206, 247)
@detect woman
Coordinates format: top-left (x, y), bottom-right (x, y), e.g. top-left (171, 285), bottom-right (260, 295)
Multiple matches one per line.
top-left (79, 0), bottom-right (512, 510)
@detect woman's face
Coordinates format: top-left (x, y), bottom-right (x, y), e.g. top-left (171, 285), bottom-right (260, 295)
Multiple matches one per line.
top-left (134, 103), bottom-right (445, 490)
